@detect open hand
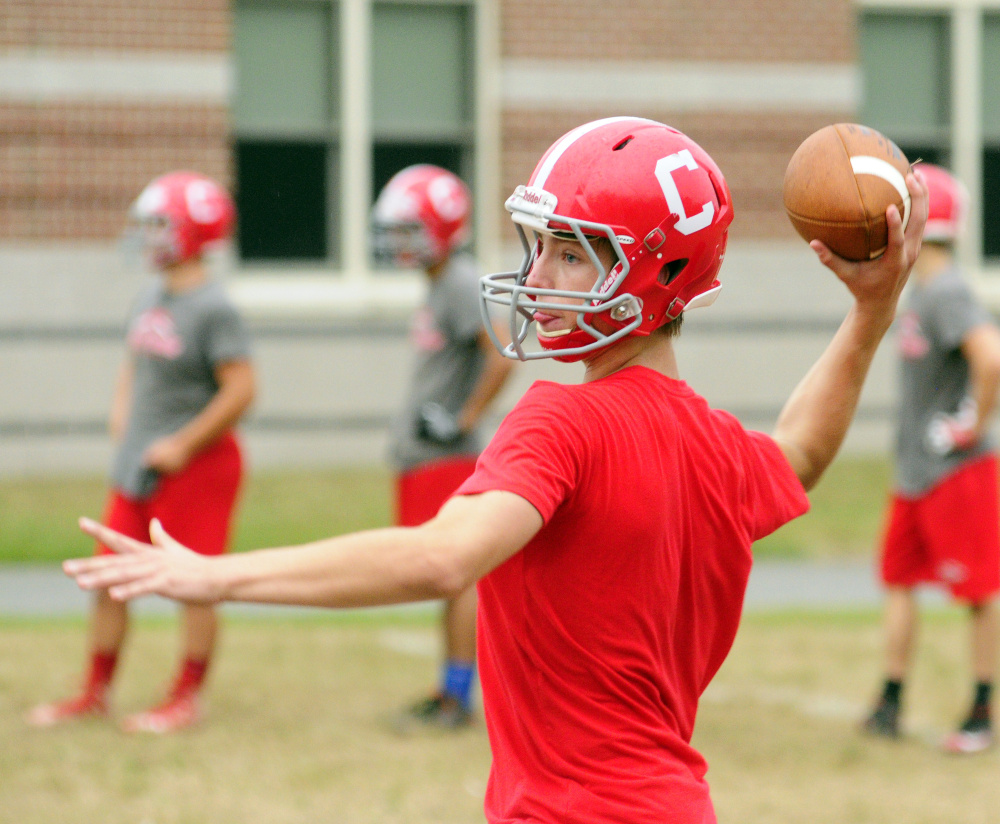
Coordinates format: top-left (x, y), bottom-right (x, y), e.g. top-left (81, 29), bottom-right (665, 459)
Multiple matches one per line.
top-left (68, 517), bottom-right (220, 604)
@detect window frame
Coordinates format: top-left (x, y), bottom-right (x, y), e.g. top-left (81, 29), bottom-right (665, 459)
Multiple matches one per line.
top-left (230, 0), bottom-right (498, 317)
top-left (858, 0), bottom-right (1000, 293)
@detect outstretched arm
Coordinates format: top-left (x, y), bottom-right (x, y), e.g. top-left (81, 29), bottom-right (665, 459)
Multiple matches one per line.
top-left (68, 490), bottom-right (542, 608)
top-left (773, 170), bottom-right (928, 490)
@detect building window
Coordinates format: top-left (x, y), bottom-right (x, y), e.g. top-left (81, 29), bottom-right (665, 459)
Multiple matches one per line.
top-left (858, 11), bottom-right (951, 167)
top-left (233, 0), bottom-right (476, 269)
top-left (370, 1), bottom-right (473, 205)
top-left (233, 0), bottom-right (340, 264)
top-left (236, 140), bottom-right (331, 260)
top-left (982, 13), bottom-right (1000, 258)
top-left (859, 5), bottom-right (1000, 265)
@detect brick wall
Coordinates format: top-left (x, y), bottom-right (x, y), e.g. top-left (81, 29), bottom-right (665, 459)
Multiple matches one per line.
top-left (1, 0), bottom-right (855, 246)
top-left (0, 0), bottom-right (231, 242)
top-left (0, 104), bottom-right (230, 240)
top-left (1, 0), bottom-right (230, 51)
top-left (497, 0), bottom-right (857, 245)
top-left (500, 0), bottom-right (854, 62)
top-left (497, 109), bottom-right (853, 246)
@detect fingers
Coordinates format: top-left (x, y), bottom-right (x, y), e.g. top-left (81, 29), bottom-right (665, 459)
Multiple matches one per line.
top-left (63, 552), bottom-right (162, 598)
top-left (78, 517), bottom-right (149, 555)
top-left (903, 167), bottom-right (929, 248)
top-left (106, 574), bottom-right (165, 602)
top-left (809, 238), bottom-right (840, 269)
top-left (72, 516), bottom-right (166, 600)
top-left (908, 165), bottom-right (929, 212)
top-left (149, 518), bottom-right (185, 553)
top-left (809, 238), bottom-right (861, 285)
top-left (881, 202), bottom-right (905, 259)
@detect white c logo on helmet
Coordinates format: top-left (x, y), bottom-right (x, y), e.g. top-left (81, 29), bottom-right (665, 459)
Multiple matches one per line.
top-left (654, 150), bottom-right (714, 235)
top-left (428, 176), bottom-right (466, 222)
top-left (186, 180), bottom-right (223, 224)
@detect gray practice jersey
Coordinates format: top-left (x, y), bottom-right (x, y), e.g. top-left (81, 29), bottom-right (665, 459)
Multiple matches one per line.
top-left (894, 265), bottom-right (994, 496)
top-left (388, 253), bottom-right (486, 471)
top-left (111, 279), bottom-right (252, 498)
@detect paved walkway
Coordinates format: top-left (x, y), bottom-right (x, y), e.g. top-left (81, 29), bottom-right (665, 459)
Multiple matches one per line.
top-left (0, 558), bottom-right (942, 618)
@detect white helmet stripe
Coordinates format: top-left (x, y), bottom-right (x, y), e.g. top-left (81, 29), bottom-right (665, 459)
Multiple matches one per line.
top-left (532, 116), bottom-right (660, 189)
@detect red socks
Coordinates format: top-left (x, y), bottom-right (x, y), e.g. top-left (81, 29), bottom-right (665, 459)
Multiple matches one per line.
top-left (171, 658), bottom-right (210, 698)
top-left (84, 652), bottom-right (209, 700)
top-left (85, 651), bottom-right (119, 695)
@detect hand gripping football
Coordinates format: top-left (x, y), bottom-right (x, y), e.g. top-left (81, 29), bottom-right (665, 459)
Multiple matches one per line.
top-left (783, 123), bottom-right (911, 261)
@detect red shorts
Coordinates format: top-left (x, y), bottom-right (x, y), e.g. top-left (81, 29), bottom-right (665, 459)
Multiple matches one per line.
top-left (98, 432), bottom-right (244, 557)
top-left (395, 456), bottom-right (479, 527)
top-left (880, 454), bottom-right (1000, 602)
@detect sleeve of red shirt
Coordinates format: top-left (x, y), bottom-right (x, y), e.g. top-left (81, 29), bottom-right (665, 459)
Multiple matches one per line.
top-left (456, 382), bottom-right (582, 524)
top-left (737, 425), bottom-right (811, 540)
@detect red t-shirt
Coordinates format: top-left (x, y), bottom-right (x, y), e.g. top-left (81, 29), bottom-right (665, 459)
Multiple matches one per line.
top-left (457, 366), bottom-right (808, 824)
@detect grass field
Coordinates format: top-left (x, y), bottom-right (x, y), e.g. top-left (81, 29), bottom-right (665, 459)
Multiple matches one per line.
top-left (6, 457), bottom-right (997, 823)
top-left (0, 456), bottom-right (892, 565)
top-left (0, 466), bottom-right (394, 565)
top-left (3, 608), bottom-right (998, 824)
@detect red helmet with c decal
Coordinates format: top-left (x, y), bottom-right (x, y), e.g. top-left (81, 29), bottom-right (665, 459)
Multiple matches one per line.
top-left (129, 171), bottom-right (235, 269)
top-left (481, 117), bottom-right (733, 361)
top-left (371, 164), bottom-right (472, 268)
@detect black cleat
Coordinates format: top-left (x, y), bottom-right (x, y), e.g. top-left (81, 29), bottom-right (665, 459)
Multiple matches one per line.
top-left (861, 699), bottom-right (900, 739)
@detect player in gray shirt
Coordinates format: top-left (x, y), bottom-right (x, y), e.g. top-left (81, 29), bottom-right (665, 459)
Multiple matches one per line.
top-left (373, 164), bottom-right (515, 729)
top-left (863, 164), bottom-right (1000, 754)
top-left (113, 278), bottom-right (253, 498)
top-left (27, 172), bottom-right (255, 734)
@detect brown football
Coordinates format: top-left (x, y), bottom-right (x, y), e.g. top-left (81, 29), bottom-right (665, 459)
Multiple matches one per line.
top-left (782, 123), bottom-right (911, 261)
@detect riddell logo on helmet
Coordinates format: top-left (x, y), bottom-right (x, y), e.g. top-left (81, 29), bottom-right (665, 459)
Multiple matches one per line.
top-left (519, 187), bottom-right (558, 209)
top-left (598, 264), bottom-right (622, 296)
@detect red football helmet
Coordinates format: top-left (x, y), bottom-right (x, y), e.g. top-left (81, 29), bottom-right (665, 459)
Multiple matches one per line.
top-left (481, 117), bottom-right (733, 361)
top-left (371, 164), bottom-right (472, 268)
top-left (918, 162), bottom-right (968, 243)
top-left (129, 171), bottom-right (235, 269)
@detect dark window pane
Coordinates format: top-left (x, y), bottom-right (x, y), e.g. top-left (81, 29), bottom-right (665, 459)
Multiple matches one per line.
top-left (895, 144), bottom-right (945, 167)
top-left (236, 141), bottom-right (328, 261)
top-left (985, 147), bottom-right (1000, 259)
top-left (372, 142), bottom-right (464, 204)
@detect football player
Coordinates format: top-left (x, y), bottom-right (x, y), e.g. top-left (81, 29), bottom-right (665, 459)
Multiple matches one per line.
top-left (862, 162), bottom-right (1000, 754)
top-left (64, 118), bottom-right (926, 820)
top-left (27, 171), bottom-right (255, 733)
top-left (372, 164), bottom-right (515, 729)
